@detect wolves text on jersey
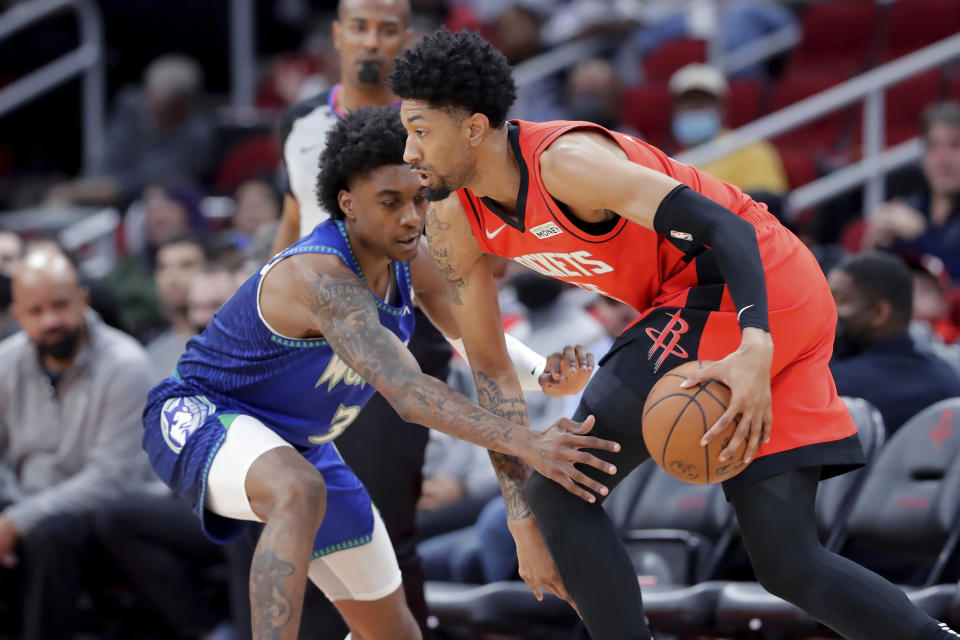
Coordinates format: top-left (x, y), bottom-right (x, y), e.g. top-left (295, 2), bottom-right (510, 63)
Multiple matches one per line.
top-left (315, 354), bottom-right (366, 392)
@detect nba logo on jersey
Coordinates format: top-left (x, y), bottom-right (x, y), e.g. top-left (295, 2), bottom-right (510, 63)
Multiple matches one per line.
top-left (160, 396), bottom-right (216, 453)
top-left (530, 222), bottom-right (563, 240)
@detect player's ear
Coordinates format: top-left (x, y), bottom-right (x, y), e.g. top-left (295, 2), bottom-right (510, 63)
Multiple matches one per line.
top-left (331, 19), bottom-right (342, 52)
top-left (465, 112), bottom-right (490, 147)
top-left (871, 298), bottom-right (893, 329)
top-left (337, 189), bottom-right (356, 221)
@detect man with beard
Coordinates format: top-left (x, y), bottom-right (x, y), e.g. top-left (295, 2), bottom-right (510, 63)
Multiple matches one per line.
top-left (269, 2), bottom-right (452, 635)
top-left (829, 251), bottom-right (960, 436)
top-left (0, 248), bottom-right (154, 639)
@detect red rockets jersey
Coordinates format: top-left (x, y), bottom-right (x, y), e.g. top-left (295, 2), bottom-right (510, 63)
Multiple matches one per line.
top-left (456, 120), bottom-right (813, 316)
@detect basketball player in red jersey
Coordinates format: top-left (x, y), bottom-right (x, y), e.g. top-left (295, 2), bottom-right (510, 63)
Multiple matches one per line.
top-left (387, 29), bottom-right (960, 640)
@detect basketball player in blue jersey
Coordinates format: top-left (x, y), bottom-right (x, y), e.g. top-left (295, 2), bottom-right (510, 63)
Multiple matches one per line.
top-left (143, 106), bottom-right (619, 640)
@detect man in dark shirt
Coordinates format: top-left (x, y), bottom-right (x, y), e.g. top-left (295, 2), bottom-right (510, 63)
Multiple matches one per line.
top-left (829, 251), bottom-right (960, 435)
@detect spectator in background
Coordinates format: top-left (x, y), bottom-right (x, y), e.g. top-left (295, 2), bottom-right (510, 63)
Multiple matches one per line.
top-left (109, 180), bottom-right (208, 340)
top-left (145, 234), bottom-right (209, 381)
top-left (668, 64), bottom-right (788, 195)
top-left (829, 252), bottom-right (960, 436)
top-left (507, 272), bottom-right (603, 430)
top-left (47, 55), bottom-right (215, 207)
top-left (0, 230), bottom-right (24, 339)
top-left (493, 4), bottom-right (565, 122)
top-left (0, 248), bottom-right (153, 639)
top-left (95, 262), bottom-right (240, 640)
top-left (187, 263), bottom-right (240, 334)
top-left (863, 102), bottom-right (960, 282)
top-left (230, 178), bottom-right (282, 247)
top-left (565, 58), bottom-right (634, 133)
top-left (415, 431), bottom-right (500, 542)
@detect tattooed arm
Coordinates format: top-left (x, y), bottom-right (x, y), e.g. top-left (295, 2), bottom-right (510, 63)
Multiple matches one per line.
top-left (261, 252), bottom-right (617, 496)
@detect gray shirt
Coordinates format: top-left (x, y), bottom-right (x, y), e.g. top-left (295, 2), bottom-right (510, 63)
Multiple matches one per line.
top-left (0, 311), bottom-right (154, 533)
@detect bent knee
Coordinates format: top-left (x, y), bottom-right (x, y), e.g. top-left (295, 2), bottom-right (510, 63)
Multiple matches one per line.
top-left (246, 449), bottom-right (327, 527)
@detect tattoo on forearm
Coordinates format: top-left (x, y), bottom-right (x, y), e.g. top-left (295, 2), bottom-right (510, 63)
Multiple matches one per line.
top-left (250, 550), bottom-right (295, 639)
top-left (426, 205), bottom-right (468, 306)
top-left (475, 372), bottom-right (533, 521)
top-left (306, 272), bottom-right (524, 455)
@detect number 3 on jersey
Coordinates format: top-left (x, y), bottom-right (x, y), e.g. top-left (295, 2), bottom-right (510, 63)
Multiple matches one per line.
top-left (308, 403), bottom-right (361, 444)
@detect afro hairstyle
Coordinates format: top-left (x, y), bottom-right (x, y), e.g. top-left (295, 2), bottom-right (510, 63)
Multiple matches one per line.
top-left (316, 105), bottom-right (408, 220)
top-left (387, 28), bottom-right (517, 128)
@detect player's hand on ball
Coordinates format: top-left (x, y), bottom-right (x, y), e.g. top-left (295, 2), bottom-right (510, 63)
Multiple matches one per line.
top-left (539, 345), bottom-right (595, 397)
top-left (508, 516), bottom-right (580, 616)
top-left (527, 415), bottom-right (620, 503)
top-left (681, 327), bottom-right (773, 465)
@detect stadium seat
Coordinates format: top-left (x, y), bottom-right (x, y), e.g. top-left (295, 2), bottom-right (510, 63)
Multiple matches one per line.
top-left (642, 38), bottom-right (707, 84)
top-left (620, 85), bottom-right (672, 149)
top-left (213, 133), bottom-right (281, 194)
top-left (790, 0), bottom-right (878, 75)
top-left (851, 68), bottom-right (944, 147)
top-left (727, 79), bottom-right (763, 129)
top-left (770, 73), bottom-right (852, 150)
top-left (714, 397), bottom-right (960, 636)
top-left (881, 0), bottom-right (960, 61)
top-left (776, 147), bottom-right (819, 190)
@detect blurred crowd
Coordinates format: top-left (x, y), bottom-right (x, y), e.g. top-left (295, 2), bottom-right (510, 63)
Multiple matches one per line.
top-left (2, 0), bottom-right (960, 638)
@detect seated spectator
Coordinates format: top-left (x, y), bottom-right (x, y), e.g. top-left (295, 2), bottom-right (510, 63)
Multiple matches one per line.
top-left (493, 5), bottom-right (566, 122)
top-left (415, 430), bottom-right (500, 542)
top-left (0, 248), bottom-right (153, 639)
top-left (565, 58), bottom-right (635, 133)
top-left (863, 102), bottom-right (960, 282)
top-left (0, 230), bottom-right (24, 339)
top-left (907, 253), bottom-right (960, 344)
top-left (95, 262), bottom-right (240, 640)
top-left (145, 234), bottom-right (209, 380)
top-left (47, 55), bottom-right (215, 208)
top-left (829, 252), bottom-right (960, 436)
top-left (668, 63), bottom-right (789, 195)
top-left (229, 178), bottom-right (282, 248)
top-left (108, 180), bottom-right (209, 340)
top-left (187, 263), bottom-right (242, 334)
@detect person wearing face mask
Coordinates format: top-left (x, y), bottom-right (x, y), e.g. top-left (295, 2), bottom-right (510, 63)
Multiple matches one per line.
top-left (669, 64), bottom-right (789, 196)
top-left (828, 251), bottom-right (960, 437)
top-left (0, 248), bottom-right (154, 639)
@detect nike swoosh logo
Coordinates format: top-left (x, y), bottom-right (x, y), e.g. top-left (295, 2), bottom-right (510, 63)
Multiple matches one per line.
top-left (485, 224), bottom-right (508, 239)
top-left (737, 304), bottom-right (754, 321)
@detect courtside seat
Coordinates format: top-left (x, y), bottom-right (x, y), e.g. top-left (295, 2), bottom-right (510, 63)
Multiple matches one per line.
top-left (425, 464), bottom-right (656, 637)
top-left (647, 397), bottom-right (882, 636)
top-left (715, 397), bottom-right (960, 636)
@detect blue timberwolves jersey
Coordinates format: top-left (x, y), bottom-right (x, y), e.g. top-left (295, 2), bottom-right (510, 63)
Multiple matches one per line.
top-left (156, 220), bottom-right (416, 447)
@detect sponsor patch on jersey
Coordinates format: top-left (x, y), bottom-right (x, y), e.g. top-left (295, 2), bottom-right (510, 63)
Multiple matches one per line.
top-left (530, 222), bottom-right (563, 240)
top-left (160, 396), bottom-right (216, 453)
top-left (670, 230), bottom-right (693, 242)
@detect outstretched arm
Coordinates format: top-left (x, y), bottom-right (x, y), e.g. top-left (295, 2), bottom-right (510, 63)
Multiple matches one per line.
top-left (287, 255), bottom-right (617, 499)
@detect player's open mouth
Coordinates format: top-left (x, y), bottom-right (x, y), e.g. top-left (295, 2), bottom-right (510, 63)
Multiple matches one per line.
top-left (398, 235), bottom-right (419, 249)
top-left (414, 170), bottom-right (432, 186)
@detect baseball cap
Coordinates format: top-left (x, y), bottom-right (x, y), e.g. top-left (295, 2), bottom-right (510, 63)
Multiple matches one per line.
top-left (669, 64), bottom-right (728, 98)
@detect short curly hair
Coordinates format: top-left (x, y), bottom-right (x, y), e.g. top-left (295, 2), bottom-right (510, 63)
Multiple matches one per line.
top-left (388, 28), bottom-right (516, 128)
top-left (316, 106), bottom-right (407, 219)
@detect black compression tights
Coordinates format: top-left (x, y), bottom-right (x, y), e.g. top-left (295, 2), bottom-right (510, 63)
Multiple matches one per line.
top-left (527, 445), bottom-right (956, 639)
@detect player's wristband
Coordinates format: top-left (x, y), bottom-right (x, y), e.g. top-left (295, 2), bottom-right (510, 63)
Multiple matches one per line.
top-left (446, 335), bottom-right (546, 391)
top-left (653, 185), bottom-right (770, 332)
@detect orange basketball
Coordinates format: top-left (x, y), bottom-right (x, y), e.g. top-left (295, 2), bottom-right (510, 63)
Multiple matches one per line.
top-left (642, 360), bottom-right (748, 484)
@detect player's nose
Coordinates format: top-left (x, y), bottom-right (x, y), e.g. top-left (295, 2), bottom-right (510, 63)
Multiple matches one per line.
top-left (403, 138), bottom-right (420, 164)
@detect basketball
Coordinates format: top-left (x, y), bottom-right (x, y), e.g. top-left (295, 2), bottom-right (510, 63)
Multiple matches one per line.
top-left (642, 360), bottom-right (748, 485)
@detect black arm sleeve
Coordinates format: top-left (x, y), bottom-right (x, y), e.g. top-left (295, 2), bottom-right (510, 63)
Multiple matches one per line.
top-left (653, 185), bottom-right (769, 331)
